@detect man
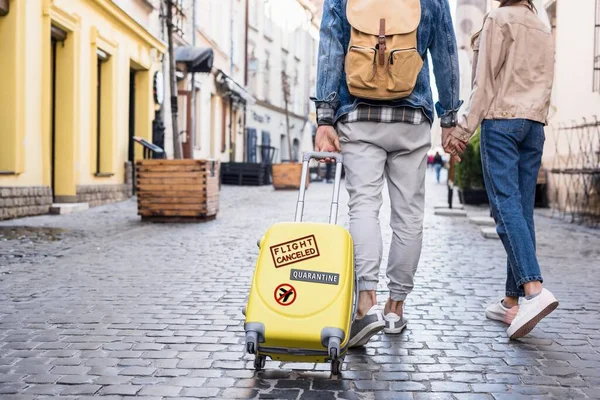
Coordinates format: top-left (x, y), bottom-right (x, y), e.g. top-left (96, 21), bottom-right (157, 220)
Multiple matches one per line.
top-left (312, 0), bottom-right (463, 347)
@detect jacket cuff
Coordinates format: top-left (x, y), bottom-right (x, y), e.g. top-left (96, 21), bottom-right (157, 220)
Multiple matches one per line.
top-left (451, 125), bottom-right (471, 142)
top-left (315, 103), bottom-right (335, 126)
top-left (435, 100), bottom-right (464, 119)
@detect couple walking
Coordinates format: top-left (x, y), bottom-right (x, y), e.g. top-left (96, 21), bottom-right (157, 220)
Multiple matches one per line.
top-left (311, 0), bottom-right (558, 347)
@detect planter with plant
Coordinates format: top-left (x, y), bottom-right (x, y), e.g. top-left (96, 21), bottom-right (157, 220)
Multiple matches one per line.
top-left (454, 128), bottom-right (489, 205)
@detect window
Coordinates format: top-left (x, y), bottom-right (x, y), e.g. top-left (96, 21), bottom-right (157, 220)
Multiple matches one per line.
top-left (264, 50), bottom-right (270, 102)
top-left (248, 43), bottom-right (258, 95)
top-left (96, 49), bottom-right (110, 175)
top-left (249, 0), bottom-right (259, 28)
top-left (221, 98), bottom-right (228, 153)
top-left (595, 0), bottom-right (600, 92)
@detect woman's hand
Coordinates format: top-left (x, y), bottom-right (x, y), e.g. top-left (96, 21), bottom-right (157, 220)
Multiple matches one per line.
top-left (442, 128), bottom-right (468, 162)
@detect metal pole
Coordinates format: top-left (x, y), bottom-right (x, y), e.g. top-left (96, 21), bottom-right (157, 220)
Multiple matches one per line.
top-left (190, 0), bottom-right (197, 154)
top-left (329, 161), bottom-right (343, 224)
top-left (230, 0), bottom-right (234, 76)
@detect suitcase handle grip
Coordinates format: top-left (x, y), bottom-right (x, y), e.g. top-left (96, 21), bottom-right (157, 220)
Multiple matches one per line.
top-left (295, 152), bottom-right (343, 224)
top-left (302, 152), bottom-right (343, 163)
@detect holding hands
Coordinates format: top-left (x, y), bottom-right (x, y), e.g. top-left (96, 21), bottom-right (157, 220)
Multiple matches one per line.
top-left (442, 127), bottom-right (468, 162)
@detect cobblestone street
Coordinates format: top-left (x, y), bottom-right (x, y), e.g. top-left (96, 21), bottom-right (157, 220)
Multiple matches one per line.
top-left (1, 170), bottom-right (600, 400)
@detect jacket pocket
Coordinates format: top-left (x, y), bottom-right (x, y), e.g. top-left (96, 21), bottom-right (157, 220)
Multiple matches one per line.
top-left (345, 46), bottom-right (378, 90)
top-left (386, 49), bottom-right (423, 93)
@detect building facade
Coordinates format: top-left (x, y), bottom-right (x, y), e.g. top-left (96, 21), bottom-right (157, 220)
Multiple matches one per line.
top-left (0, 0), bottom-right (166, 220)
top-left (542, 0), bottom-right (600, 220)
top-left (244, 0), bottom-right (319, 164)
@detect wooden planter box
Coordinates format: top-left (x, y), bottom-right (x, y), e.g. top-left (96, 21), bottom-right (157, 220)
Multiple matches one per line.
top-left (136, 159), bottom-right (220, 222)
top-left (272, 163), bottom-right (309, 190)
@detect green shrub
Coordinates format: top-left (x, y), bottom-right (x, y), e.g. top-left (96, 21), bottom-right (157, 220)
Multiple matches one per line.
top-left (454, 128), bottom-right (485, 190)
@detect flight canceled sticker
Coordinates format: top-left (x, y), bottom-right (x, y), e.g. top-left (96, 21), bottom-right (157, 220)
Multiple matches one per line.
top-left (274, 283), bottom-right (297, 306)
top-left (270, 235), bottom-right (320, 268)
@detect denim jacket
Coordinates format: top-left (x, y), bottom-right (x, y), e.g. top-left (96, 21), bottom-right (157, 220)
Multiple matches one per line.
top-left (312, 0), bottom-right (463, 126)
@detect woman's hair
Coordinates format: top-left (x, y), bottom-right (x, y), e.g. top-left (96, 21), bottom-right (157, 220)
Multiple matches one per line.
top-left (470, 0), bottom-right (537, 49)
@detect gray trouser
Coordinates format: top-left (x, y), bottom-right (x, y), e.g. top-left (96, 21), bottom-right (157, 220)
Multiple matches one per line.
top-left (337, 121), bottom-right (431, 301)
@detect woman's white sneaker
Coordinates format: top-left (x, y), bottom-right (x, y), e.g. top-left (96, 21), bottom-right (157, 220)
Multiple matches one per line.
top-left (485, 299), bottom-right (519, 324)
top-left (506, 288), bottom-right (559, 340)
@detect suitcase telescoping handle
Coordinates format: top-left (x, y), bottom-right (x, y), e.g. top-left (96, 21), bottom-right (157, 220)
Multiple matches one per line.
top-left (294, 152), bottom-right (343, 224)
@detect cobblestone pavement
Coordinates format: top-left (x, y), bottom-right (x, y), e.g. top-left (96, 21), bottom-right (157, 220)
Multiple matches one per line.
top-left (1, 169), bottom-right (600, 400)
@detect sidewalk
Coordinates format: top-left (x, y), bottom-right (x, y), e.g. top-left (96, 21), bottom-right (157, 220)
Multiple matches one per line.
top-left (0, 170), bottom-right (599, 399)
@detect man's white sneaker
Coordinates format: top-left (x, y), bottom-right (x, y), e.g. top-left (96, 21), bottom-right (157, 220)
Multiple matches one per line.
top-left (506, 288), bottom-right (559, 340)
top-left (383, 312), bottom-right (408, 334)
top-left (485, 299), bottom-right (519, 324)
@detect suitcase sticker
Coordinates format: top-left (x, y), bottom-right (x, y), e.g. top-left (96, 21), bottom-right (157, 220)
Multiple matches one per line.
top-left (270, 235), bottom-right (320, 268)
top-left (274, 283), bottom-right (297, 306)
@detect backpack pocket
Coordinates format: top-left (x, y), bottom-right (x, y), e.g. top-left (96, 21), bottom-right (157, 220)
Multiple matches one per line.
top-left (386, 48), bottom-right (423, 94)
top-left (345, 46), bottom-right (378, 90)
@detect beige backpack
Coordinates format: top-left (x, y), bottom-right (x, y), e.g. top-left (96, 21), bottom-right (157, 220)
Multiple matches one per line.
top-left (345, 0), bottom-right (423, 100)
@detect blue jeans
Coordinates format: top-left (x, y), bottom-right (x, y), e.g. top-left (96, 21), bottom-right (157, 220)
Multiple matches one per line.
top-left (434, 164), bottom-right (442, 182)
top-left (480, 119), bottom-right (545, 298)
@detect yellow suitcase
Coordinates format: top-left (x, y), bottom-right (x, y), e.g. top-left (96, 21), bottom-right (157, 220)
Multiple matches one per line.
top-left (243, 152), bottom-right (356, 375)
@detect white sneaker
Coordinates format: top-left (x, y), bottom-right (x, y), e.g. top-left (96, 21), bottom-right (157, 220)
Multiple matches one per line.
top-left (506, 288), bottom-right (559, 340)
top-left (485, 299), bottom-right (519, 324)
top-left (383, 312), bottom-right (408, 334)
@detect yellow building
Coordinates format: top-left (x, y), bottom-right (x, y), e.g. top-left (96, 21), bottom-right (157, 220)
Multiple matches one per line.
top-left (0, 0), bottom-right (166, 220)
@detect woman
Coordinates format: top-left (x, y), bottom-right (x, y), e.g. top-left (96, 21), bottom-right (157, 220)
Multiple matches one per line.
top-left (445, 0), bottom-right (558, 339)
top-left (433, 152), bottom-right (444, 183)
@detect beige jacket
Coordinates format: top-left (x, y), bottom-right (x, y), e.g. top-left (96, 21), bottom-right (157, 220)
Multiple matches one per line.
top-left (453, 5), bottom-right (555, 142)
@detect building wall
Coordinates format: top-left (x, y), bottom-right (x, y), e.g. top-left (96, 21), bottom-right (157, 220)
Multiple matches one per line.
top-left (547, 0), bottom-right (600, 126)
top-left (0, 0), bottom-right (165, 220)
top-left (245, 0), bottom-right (318, 163)
top-left (542, 0), bottom-right (600, 213)
top-left (156, 0), bottom-right (250, 164)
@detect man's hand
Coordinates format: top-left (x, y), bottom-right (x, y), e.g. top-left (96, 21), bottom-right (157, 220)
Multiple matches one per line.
top-left (315, 125), bottom-right (341, 163)
top-left (442, 127), bottom-right (468, 162)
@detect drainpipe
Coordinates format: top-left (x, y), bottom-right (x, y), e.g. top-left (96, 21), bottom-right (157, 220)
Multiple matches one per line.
top-left (230, 0), bottom-right (235, 76)
top-left (190, 0), bottom-right (197, 157)
top-left (228, 0), bottom-right (235, 161)
top-left (244, 0), bottom-right (249, 87)
top-left (243, 0), bottom-right (249, 163)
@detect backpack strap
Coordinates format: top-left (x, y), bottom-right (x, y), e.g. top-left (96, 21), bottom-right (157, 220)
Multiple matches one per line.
top-left (379, 19), bottom-right (386, 65)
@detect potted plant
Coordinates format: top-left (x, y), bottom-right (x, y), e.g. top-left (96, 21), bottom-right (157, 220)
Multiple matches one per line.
top-left (272, 160), bottom-right (309, 190)
top-left (454, 128), bottom-right (489, 205)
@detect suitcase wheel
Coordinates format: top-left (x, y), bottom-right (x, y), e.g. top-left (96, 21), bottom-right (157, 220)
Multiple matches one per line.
top-left (330, 357), bottom-right (342, 376)
top-left (246, 331), bottom-right (259, 354)
top-left (327, 337), bottom-right (341, 360)
top-left (254, 355), bottom-right (266, 371)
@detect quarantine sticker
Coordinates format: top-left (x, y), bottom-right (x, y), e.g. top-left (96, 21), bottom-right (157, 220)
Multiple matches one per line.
top-left (274, 283), bottom-right (297, 306)
top-left (270, 235), bottom-right (320, 268)
top-left (290, 269), bottom-right (340, 285)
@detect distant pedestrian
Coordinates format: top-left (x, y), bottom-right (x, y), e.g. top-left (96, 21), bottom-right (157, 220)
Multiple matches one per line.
top-left (325, 163), bottom-right (333, 184)
top-left (445, 0), bottom-right (558, 339)
top-left (432, 152), bottom-right (444, 183)
top-left (427, 154), bottom-right (434, 168)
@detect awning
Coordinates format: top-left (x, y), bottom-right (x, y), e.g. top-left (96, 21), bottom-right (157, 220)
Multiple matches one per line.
top-left (174, 46), bottom-right (214, 73)
top-left (215, 69), bottom-right (256, 105)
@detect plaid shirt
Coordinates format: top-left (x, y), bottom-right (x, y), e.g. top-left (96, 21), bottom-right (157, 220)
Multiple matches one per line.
top-left (317, 104), bottom-right (427, 126)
